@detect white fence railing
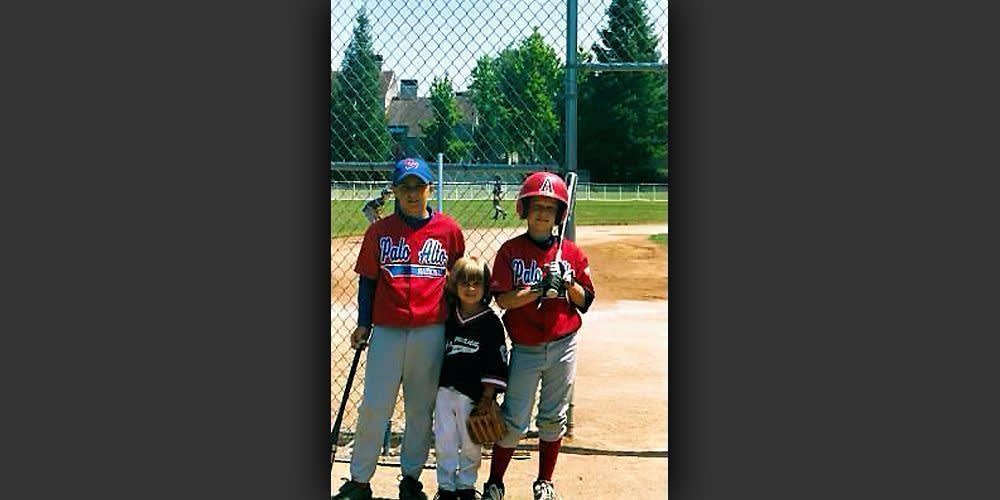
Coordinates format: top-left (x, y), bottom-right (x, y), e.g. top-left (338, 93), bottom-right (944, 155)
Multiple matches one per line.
top-left (331, 181), bottom-right (668, 202)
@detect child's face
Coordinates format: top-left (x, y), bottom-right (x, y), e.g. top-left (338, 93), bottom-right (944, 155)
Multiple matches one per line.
top-left (527, 197), bottom-right (560, 235)
top-left (393, 178), bottom-right (432, 217)
top-left (456, 279), bottom-right (485, 308)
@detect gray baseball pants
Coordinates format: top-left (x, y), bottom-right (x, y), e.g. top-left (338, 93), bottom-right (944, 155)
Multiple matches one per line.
top-left (349, 323), bottom-right (446, 482)
top-left (497, 332), bottom-right (578, 447)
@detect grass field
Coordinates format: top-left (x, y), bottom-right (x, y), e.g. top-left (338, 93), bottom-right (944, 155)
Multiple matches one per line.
top-left (332, 200), bottom-right (668, 237)
top-left (649, 233), bottom-right (668, 246)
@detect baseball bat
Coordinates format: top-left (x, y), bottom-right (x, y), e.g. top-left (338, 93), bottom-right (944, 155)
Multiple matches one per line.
top-left (330, 341), bottom-right (366, 468)
top-left (544, 171), bottom-right (579, 299)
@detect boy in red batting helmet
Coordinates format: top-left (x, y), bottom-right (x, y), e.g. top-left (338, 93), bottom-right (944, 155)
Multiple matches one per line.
top-left (481, 172), bottom-right (596, 500)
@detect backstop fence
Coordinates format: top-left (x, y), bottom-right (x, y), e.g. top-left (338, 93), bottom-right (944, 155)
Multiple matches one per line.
top-left (332, 181), bottom-right (668, 202)
top-left (331, 0), bottom-right (667, 464)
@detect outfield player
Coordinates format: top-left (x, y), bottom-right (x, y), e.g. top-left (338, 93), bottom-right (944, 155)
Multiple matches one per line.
top-left (361, 188), bottom-right (392, 224)
top-left (491, 175), bottom-right (507, 220)
top-left (334, 157), bottom-right (465, 500)
top-left (481, 172), bottom-right (595, 500)
top-left (432, 256), bottom-right (508, 500)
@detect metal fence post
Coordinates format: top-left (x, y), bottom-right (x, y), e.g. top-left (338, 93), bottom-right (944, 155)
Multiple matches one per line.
top-left (564, 0), bottom-right (578, 243)
top-left (437, 153), bottom-right (443, 213)
top-left (564, 0), bottom-right (579, 435)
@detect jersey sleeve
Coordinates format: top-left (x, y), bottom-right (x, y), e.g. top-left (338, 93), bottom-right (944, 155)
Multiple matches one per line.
top-left (449, 224), bottom-right (465, 268)
top-left (490, 243), bottom-right (514, 294)
top-left (354, 224), bottom-right (380, 279)
top-left (570, 245), bottom-right (596, 313)
top-left (356, 275), bottom-right (377, 327)
top-left (479, 315), bottom-right (509, 392)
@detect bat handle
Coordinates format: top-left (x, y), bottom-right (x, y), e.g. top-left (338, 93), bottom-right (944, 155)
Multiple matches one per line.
top-left (544, 251), bottom-right (563, 299)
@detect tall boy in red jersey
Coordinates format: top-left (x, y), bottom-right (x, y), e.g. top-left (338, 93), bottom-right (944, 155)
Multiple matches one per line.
top-left (334, 157), bottom-right (465, 500)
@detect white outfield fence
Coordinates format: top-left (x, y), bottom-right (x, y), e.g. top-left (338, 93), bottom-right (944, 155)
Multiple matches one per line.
top-left (332, 181), bottom-right (668, 202)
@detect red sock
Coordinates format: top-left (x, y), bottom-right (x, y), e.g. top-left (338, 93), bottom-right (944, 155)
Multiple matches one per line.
top-left (537, 438), bottom-right (562, 482)
top-left (488, 445), bottom-right (516, 484)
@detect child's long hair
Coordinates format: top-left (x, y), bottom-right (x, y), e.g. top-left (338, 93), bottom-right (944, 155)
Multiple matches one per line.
top-left (446, 256), bottom-right (492, 307)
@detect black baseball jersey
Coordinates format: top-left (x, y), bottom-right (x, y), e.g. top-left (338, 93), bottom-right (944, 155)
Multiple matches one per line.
top-left (492, 181), bottom-right (502, 198)
top-left (438, 306), bottom-right (509, 402)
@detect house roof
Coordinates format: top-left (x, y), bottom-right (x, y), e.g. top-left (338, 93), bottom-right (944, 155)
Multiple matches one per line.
top-left (386, 96), bottom-right (476, 137)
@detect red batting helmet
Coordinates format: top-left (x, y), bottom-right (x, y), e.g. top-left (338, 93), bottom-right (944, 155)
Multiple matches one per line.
top-left (516, 172), bottom-right (570, 221)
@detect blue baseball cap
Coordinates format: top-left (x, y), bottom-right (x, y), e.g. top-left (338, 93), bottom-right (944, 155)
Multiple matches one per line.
top-left (392, 157), bottom-right (433, 185)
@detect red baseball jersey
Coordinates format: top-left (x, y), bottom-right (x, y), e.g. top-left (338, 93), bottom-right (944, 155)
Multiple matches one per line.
top-left (490, 234), bottom-right (595, 345)
top-left (354, 212), bottom-right (465, 328)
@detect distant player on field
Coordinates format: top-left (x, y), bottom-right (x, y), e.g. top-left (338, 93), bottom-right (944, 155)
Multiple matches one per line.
top-left (361, 188), bottom-right (392, 224)
top-left (491, 175), bottom-right (507, 220)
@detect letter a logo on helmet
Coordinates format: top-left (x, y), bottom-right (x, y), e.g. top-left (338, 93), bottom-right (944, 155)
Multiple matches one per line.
top-left (516, 172), bottom-right (570, 222)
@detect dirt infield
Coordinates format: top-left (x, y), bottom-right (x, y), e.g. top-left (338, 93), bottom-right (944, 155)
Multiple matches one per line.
top-left (331, 224), bottom-right (668, 499)
top-left (330, 224), bottom-right (667, 304)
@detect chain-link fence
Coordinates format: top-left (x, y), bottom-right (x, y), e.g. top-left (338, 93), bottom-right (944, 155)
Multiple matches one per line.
top-left (333, 180), bottom-right (667, 202)
top-left (331, 0), bottom-right (667, 463)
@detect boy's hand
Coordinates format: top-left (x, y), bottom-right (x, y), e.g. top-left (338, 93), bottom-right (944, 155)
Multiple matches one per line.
top-left (550, 260), bottom-right (574, 287)
top-left (530, 273), bottom-right (551, 293)
top-left (542, 262), bottom-right (566, 298)
top-left (350, 326), bottom-right (371, 350)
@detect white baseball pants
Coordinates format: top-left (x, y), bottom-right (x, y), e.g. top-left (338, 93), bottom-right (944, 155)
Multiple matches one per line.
top-left (433, 386), bottom-right (482, 491)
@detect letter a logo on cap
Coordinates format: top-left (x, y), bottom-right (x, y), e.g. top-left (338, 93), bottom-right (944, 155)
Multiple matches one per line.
top-left (402, 158), bottom-right (419, 170)
top-left (540, 177), bottom-right (554, 193)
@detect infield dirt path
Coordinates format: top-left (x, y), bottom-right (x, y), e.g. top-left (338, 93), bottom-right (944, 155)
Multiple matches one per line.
top-left (331, 224), bottom-right (668, 499)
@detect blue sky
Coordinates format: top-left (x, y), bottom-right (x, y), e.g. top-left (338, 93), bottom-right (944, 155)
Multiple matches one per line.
top-left (331, 0), bottom-right (668, 96)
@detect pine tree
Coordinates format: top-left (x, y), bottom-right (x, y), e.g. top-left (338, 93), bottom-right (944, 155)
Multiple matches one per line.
top-left (330, 8), bottom-right (392, 162)
top-left (580, 0), bottom-right (667, 182)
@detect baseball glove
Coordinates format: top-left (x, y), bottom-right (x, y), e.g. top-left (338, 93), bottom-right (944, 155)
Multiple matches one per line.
top-left (467, 400), bottom-right (507, 445)
top-left (541, 261), bottom-right (567, 298)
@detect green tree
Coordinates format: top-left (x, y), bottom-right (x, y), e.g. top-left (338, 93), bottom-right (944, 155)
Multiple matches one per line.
top-left (419, 76), bottom-right (469, 163)
top-left (469, 55), bottom-right (509, 163)
top-left (467, 30), bottom-right (563, 165)
top-left (496, 29), bottom-right (562, 164)
top-left (330, 8), bottom-right (392, 162)
top-left (580, 0), bottom-right (667, 182)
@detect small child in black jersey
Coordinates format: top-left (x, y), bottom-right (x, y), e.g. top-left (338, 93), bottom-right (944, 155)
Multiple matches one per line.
top-left (433, 256), bottom-right (509, 500)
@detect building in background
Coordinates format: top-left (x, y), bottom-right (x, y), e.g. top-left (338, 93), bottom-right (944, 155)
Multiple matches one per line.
top-left (385, 79), bottom-right (476, 161)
